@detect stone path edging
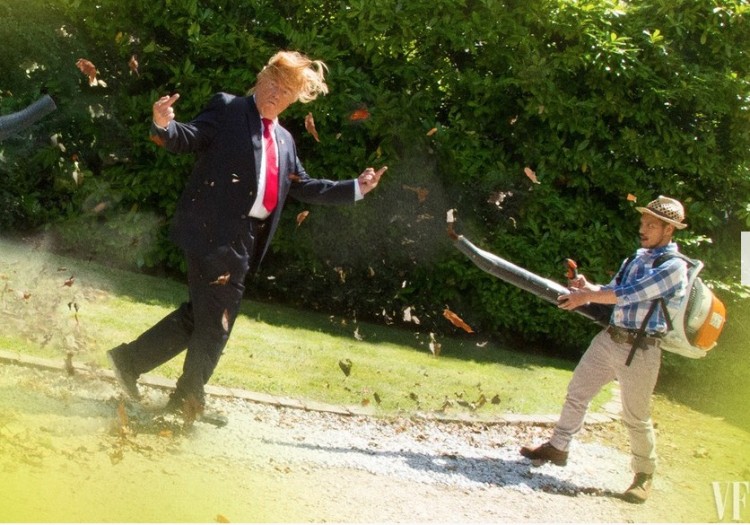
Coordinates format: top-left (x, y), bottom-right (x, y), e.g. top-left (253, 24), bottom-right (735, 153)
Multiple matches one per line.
top-left (0, 349), bottom-right (622, 426)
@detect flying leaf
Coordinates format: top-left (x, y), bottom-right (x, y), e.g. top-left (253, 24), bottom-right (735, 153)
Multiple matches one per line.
top-left (426, 127), bottom-right (438, 137)
top-left (63, 276), bottom-right (75, 287)
top-left (349, 107), bottom-right (370, 121)
top-left (304, 112), bottom-right (320, 142)
top-left (288, 173), bottom-right (302, 183)
top-left (221, 309), bottom-right (230, 332)
top-left (210, 272), bottom-right (231, 286)
top-left (354, 327), bottom-right (363, 341)
top-left (402, 185), bottom-right (429, 203)
top-left (429, 332), bottom-right (442, 357)
top-left (76, 58), bottom-right (100, 86)
top-left (72, 161), bottom-right (83, 186)
top-left (627, 193), bottom-right (637, 202)
top-left (487, 190), bottom-right (513, 209)
top-left (338, 358), bottom-right (352, 377)
top-left (373, 392), bottom-right (381, 404)
top-left (443, 308), bottom-right (474, 333)
top-left (117, 400), bottom-right (129, 435)
top-left (182, 395), bottom-right (202, 428)
top-left (403, 306), bottom-right (420, 325)
top-left (296, 210), bottom-right (310, 227)
top-left (149, 135), bottom-right (165, 147)
top-left (524, 167), bottom-right (540, 184)
top-left (128, 55), bottom-right (140, 77)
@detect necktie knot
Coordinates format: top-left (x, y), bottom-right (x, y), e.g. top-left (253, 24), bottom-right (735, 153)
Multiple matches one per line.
top-left (262, 118), bottom-right (273, 135)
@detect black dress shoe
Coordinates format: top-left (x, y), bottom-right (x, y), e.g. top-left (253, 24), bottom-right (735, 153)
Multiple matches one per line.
top-left (107, 345), bottom-right (140, 400)
top-left (164, 393), bottom-right (228, 428)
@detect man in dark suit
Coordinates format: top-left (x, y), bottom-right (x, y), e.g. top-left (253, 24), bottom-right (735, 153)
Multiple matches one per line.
top-left (107, 51), bottom-right (386, 425)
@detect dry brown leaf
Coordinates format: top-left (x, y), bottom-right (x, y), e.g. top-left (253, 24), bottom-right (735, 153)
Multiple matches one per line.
top-left (443, 308), bottom-right (474, 333)
top-left (627, 193), bottom-right (638, 202)
top-left (117, 400), bottom-right (129, 435)
top-left (304, 112), bottom-right (320, 142)
top-left (426, 127), bottom-right (438, 137)
top-left (403, 185), bottom-right (429, 203)
top-left (349, 107), bottom-right (370, 121)
top-left (524, 167), bottom-right (540, 184)
top-left (296, 210), bottom-right (310, 227)
top-left (63, 276), bottom-right (75, 287)
top-left (76, 58), bottom-right (98, 85)
top-left (288, 173), bottom-right (302, 183)
top-left (182, 395), bottom-right (202, 428)
top-left (429, 333), bottom-right (442, 357)
top-left (210, 272), bottom-right (231, 286)
top-left (128, 55), bottom-right (140, 77)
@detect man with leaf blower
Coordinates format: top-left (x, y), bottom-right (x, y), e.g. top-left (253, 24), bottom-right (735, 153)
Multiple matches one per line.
top-left (106, 50), bottom-right (386, 426)
top-left (520, 196), bottom-right (689, 504)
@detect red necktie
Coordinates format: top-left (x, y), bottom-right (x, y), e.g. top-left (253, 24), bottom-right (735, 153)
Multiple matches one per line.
top-left (262, 118), bottom-right (278, 212)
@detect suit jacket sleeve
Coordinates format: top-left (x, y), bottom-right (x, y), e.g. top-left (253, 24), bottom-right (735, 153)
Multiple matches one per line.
top-left (149, 93), bottom-right (228, 154)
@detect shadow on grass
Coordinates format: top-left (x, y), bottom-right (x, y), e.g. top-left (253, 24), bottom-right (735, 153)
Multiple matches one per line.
top-left (239, 294), bottom-right (576, 374)
top-left (0, 236), bottom-right (578, 375)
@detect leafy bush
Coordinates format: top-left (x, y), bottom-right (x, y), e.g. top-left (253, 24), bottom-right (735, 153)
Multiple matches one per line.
top-left (3, 0), bottom-right (748, 356)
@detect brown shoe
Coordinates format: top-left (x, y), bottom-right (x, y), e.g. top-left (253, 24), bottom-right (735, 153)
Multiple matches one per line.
top-left (520, 441), bottom-right (568, 466)
top-left (622, 472), bottom-right (653, 503)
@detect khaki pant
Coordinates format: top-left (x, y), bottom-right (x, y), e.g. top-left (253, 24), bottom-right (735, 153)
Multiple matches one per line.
top-left (549, 329), bottom-right (662, 474)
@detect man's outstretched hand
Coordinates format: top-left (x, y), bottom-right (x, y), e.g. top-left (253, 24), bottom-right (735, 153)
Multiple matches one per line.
top-left (152, 93), bottom-right (180, 129)
top-left (358, 166), bottom-right (387, 196)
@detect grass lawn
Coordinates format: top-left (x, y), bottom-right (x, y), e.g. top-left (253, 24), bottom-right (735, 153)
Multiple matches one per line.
top-left (0, 236), bottom-right (604, 418)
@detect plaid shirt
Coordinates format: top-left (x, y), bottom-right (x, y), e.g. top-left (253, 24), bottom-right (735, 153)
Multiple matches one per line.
top-left (601, 242), bottom-right (688, 334)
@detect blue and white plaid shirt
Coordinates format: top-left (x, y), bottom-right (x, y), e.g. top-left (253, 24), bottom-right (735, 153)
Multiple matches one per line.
top-left (601, 242), bottom-right (688, 334)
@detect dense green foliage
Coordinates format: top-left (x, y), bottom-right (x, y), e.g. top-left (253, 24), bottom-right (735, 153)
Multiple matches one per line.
top-left (1, 0), bottom-right (749, 355)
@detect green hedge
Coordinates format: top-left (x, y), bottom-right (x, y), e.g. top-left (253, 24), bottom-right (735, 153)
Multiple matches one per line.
top-left (2, 0), bottom-right (749, 355)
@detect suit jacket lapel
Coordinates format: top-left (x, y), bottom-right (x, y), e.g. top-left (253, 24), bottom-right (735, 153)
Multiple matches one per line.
top-left (275, 128), bottom-right (288, 196)
top-left (246, 98), bottom-right (263, 182)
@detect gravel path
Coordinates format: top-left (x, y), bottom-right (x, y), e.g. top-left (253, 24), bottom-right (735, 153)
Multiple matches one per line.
top-left (0, 358), bottom-right (731, 522)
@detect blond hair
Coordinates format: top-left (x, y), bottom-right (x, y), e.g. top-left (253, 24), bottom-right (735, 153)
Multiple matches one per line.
top-left (252, 51), bottom-right (328, 103)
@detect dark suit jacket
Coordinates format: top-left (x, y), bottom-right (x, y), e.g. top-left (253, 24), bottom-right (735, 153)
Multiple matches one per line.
top-left (151, 92), bottom-right (356, 270)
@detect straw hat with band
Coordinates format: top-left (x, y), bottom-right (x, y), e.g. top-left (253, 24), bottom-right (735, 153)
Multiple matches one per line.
top-left (636, 195), bottom-right (687, 230)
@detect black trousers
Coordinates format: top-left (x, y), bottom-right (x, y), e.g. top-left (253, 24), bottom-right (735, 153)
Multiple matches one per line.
top-left (121, 219), bottom-right (267, 403)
